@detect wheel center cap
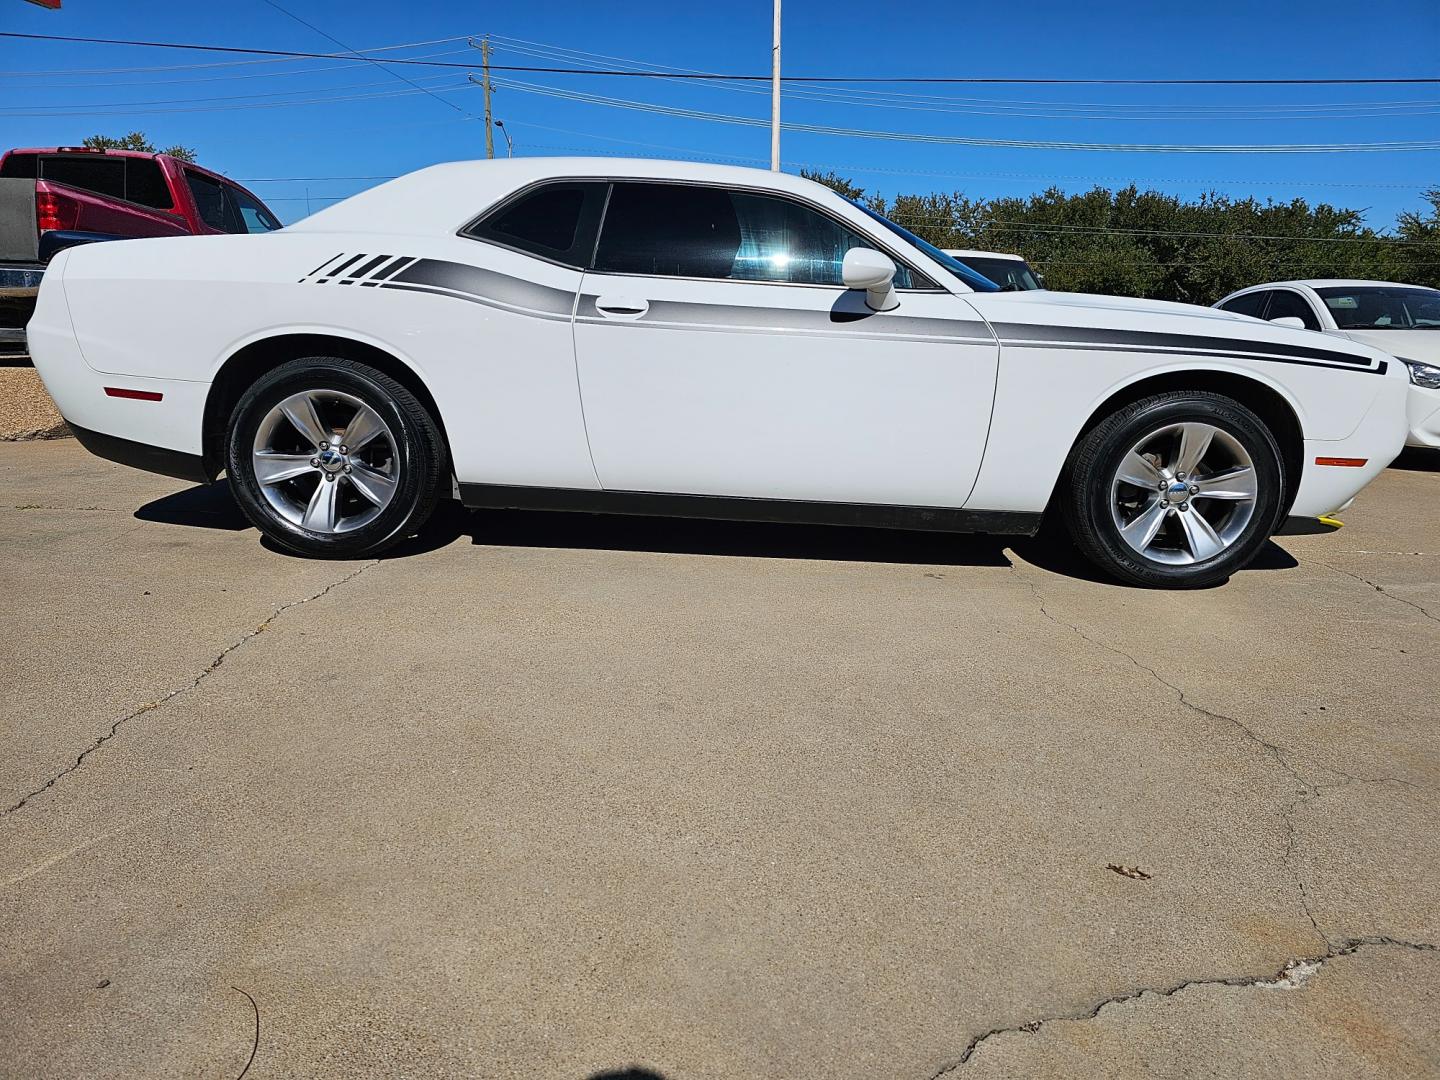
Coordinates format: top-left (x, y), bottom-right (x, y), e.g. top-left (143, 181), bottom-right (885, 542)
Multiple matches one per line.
top-left (317, 448), bottom-right (346, 473)
top-left (1163, 480), bottom-right (1190, 505)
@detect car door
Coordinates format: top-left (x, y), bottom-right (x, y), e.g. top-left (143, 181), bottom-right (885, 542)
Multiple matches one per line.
top-left (572, 181), bottom-right (999, 508)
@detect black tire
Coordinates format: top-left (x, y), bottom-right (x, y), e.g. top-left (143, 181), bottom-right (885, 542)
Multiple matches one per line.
top-left (226, 357), bottom-right (446, 558)
top-left (1061, 391), bottom-right (1285, 588)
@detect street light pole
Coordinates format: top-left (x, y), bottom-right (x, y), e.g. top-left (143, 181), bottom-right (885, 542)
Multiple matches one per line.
top-left (495, 120), bottom-right (515, 158)
top-left (770, 0), bottom-right (781, 170)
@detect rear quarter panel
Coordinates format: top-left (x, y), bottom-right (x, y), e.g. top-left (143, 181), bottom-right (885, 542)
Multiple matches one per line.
top-left (58, 230), bottom-right (598, 490)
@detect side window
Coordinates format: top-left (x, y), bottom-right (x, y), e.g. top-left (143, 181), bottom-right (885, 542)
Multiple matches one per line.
top-left (38, 155), bottom-right (126, 200)
top-left (1218, 291), bottom-right (1269, 319)
top-left (1266, 289), bottom-right (1321, 331)
top-left (594, 182), bottom-right (922, 288)
top-left (225, 185), bottom-right (282, 233)
top-left (124, 158), bottom-right (173, 210)
top-left (0, 154), bottom-right (39, 179)
top-left (463, 181), bottom-right (606, 266)
top-left (185, 170), bottom-right (229, 231)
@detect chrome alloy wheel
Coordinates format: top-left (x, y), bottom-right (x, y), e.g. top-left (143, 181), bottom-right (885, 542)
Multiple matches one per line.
top-left (1109, 421), bottom-right (1258, 565)
top-left (251, 389), bottom-right (399, 534)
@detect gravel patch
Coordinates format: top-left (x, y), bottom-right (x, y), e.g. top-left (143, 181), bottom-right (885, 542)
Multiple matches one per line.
top-left (0, 363), bottom-right (68, 441)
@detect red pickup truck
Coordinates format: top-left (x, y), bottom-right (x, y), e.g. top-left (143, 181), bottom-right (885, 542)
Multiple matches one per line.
top-left (0, 146), bottom-right (282, 352)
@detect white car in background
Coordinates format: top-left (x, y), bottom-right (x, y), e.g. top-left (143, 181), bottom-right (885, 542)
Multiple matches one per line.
top-left (28, 159), bottom-right (1407, 588)
top-left (1215, 280), bottom-right (1440, 448)
top-left (943, 249), bottom-right (1043, 291)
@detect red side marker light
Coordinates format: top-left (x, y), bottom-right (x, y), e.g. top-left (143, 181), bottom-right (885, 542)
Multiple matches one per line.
top-left (104, 386), bottom-right (163, 402)
top-left (1315, 456), bottom-right (1367, 467)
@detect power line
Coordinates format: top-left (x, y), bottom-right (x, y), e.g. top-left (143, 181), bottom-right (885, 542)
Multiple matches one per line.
top-left (0, 47), bottom-right (478, 89)
top-left (489, 37), bottom-right (1440, 120)
top-left (0, 82), bottom-right (478, 117)
top-left (255, 0), bottom-right (476, 120)
top-left (4, 31), bottom-right (1440, 84)
top-left (4, 71), bottom-right (468, 111)
top-left (494, 77), bottom-right (1440, 153)
top-left (0, 33), bottom-right (476, 77)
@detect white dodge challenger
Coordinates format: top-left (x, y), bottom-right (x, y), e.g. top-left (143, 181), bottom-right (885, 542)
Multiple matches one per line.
top-left (27, 159), bottom-right (1407, 587)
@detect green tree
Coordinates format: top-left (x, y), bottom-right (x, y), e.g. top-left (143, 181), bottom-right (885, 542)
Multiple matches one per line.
top-left (82, 132), bottom-right (197, 162)
top-left (799, 168), bottom-right (869, 203)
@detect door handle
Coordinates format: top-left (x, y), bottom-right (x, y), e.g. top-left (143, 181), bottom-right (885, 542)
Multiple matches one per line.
top-left (594, 295), bottom-right (649, 319)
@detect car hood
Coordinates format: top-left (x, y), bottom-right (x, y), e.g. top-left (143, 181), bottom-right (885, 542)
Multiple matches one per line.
top-left (1337, 328), bottom-right (1440, 364)
top-left (965, 288), bottom-right (1389, 365)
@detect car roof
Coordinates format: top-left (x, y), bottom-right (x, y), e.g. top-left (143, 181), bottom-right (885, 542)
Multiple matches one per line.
top-left (1227, 279), bottom-right (1431, 293)
top-left (943, 249), bottom-right (1025, 261)
top-left (288, 157), bottom-right (862, 235)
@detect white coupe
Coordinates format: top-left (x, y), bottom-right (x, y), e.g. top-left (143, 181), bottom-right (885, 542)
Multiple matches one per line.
top-left (1214, 279), bottom-right (1440, 449)
top-left (28, 159), bottom-right (1407, 587)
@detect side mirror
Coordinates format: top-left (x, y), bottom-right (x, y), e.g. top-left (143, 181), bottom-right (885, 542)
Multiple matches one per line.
top-left (1269, 316), bottom-right (1307, 330)
top-left (842, 248), bottom-right (899, 312)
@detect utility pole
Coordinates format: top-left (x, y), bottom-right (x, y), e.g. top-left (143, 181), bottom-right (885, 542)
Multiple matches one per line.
top-left (481, 35), bottom-right (495, 160)
top-left (770, 0), bottom-right (781, 170)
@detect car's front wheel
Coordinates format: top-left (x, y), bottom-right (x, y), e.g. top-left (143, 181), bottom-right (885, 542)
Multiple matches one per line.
top-left (226, 357), bottom-right (445, 558)
top-left (1062, 391), bottom-right (1285, 588)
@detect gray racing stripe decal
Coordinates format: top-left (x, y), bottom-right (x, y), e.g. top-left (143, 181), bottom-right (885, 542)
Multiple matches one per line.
top-left (387, 259), bottom-right (575, 316)
top-left (991, 321), bottom-right (1379, 370)
top-left (576, 295), bottom-right (994, 343)
top-left (1004, 339), bottom-right (1388, 376)
top-left (300, 252), bottom-right (346, 281)
top-left (361, 256), bottom-right (414, 284)
top-left (337, 254), bottom-right (391, 283)
top-left (299, 255), bottom-right (575, 318)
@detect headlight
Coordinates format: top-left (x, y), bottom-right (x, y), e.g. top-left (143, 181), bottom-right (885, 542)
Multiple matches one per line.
top-left (1399, 357), bottom-right (1440, 389)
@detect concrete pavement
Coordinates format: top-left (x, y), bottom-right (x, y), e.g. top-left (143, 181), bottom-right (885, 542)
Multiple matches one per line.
top-left (2, 438), bottom-right (1436, 1079)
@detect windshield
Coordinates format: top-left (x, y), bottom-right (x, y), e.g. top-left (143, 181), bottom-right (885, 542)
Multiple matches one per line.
top-left (957, 256), bottom-right (1042, 292)
top-left (852, 203), bottom-right (1000, 292)
top-left (1315, 286), bottom-right (1440, 330)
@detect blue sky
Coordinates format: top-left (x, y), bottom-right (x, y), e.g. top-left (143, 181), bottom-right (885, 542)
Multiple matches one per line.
top-left (4, 0), bottom-right (1438, 227)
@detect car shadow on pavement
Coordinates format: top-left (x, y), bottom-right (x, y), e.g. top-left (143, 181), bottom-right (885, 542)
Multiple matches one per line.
top-left (134, 480), bottom-right (252, 530)
top-left (1009, 524), bottom-right (1299, 588)
top-left (1391, 447), bottom-right (1440, 472)
top-left (461, 503), bottom-right (1014, 567)
top-left (588, 1070), bottom-right (669, 1080)
top-left (134, 485), bottom-right (1300, 583)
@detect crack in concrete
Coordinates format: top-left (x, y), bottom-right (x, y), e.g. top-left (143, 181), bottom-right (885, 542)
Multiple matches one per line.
top-left (7, 503), bottom-right (129, 513)
top-left (1310, 764), bottom-right (1425, 792)
top-left (4, 560), bottom-right (379, 816)
top-left (1016, 574), bottom-right (1329, 950)
top-left (1313, 558), bottom-right (1440, 626)
top-left (931, 936), bottom-right (1438, 1076)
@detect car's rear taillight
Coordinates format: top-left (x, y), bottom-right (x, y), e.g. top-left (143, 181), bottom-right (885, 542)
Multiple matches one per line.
top-left (36, 190), bottom-right (80, 233)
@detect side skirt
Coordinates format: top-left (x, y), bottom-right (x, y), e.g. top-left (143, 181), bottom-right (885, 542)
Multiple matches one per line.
top-left (458, 483), bottom-right (1042, 536)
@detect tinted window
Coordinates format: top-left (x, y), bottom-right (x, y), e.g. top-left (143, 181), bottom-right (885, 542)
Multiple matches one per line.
top-left (125, 158), bottom-right (173, 210)
top-left (465, 181), bottom-right (606, 266)
top-left (595, 182), bottom-right (920, 287)
top-left (0, 153), bottom-right (38, 179)
top-left (226, 185), bottom-right (281, 233)
top-left (185, 170), bottom-right (228, 230)
top-left (1315, 286), bottom-right (1440, 329)
top-left (1218, 291), bottom-right (1269, 319)
top-left (959, 257), bottom-right (1041, 291)
top-left (39, 156), bottom-right (126, 200)
top-left (1266, 289), bottom-right (1320, 330)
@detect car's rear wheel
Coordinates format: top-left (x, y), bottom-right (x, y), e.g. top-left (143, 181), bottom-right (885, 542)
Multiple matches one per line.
top-left (1062, 391), bottom-right (1285, 588)
top-left (226, 357), bottom-right (445, 558)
